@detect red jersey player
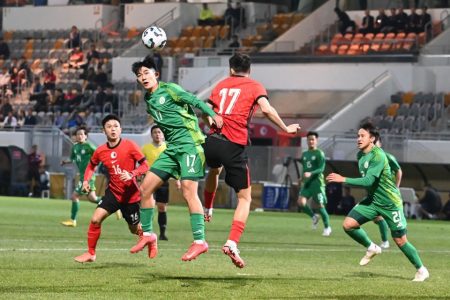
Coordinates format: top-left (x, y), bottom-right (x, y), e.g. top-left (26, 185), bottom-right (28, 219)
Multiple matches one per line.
top-left (74, 114), bottom-right (149, 263)
top-left (203, 53), bottom-right (300, 268)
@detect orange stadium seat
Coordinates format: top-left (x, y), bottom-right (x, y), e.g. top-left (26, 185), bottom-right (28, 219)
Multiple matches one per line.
top-left (402, 92), bottom-right (415, 104)
top-left (387, 103), bottom-right (400, 116)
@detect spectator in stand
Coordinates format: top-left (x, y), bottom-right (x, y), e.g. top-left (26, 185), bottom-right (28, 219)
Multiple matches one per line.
top-left (440, 193), bottom-right (450, 220)
top-left (43, 67), bottom-right (56, 91)
top-left (84, 108), bottom-right (98, 127)
top-left (69, 25), bottom-right (81, 49)
top-left (82, 67), bottom-right (97, 91)
top-left (93, 85), bottom-right (106, 113)
top-left (0, 38), bottom-right (10, 60)
top-left (0, 67), bottom-right (11, 92)
top-left (374, 8), bottom-right (389, 33)
top-left (54, 110), bottom-right (66, 128)
top-left (334, 7), bottom-right (356, 35)
top-left (64, 88), bottom-right (83, 112)
top-left (396, 7), bottom-right (409, 32)
top-left (3, 111), bottom-right (18, 128)
top-left (419, 6), bottom-right (431, 33)
top-left (382, 7), bottom-right (398, 33)
top-left (86, 43), bottom-right (100, 66)
top-left (50, 88), bottom-right (65, 112)
top-left (409, 7), bottom-right (421, 33)
top-left (10, 67), bottom-right (27, 95)
top-left (69, 47), bottom-right (86, 69)
top-left (17, 109), bottom-right (25, 127)
top-left (95, 65), bottom-right (108, 89)
top-left (24, 107), bottom-right (37, 126)
top-left (0, 97), bottom-right (12, 117)
top-left (198, 3), bottom-right (215, 26)
top-left (233, 2), bottom-right (247, 29)
top-left (359, 9), bottom-right (374, 34)
top-left (65, 110), bottom-right (84, 134)
top-left (31, 77), bottom-right (43, 95)
top-left (28, 144), bottom-right (45, 197)
top-left (228, 35), bottom-right (241, 48)
top-left (223, 2), bottom-right (235, 27)
top-left (104, 83), bottom-right (118, 115)
top-left (417, 184), bottom-right (442, 219)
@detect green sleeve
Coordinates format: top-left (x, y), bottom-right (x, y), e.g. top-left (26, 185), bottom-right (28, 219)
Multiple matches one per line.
top-left (310, 151), bottom-right (325, 176)
top-left (387, 153), bottom-right (401, 172)
top-left (88, 142), bottom-right (96, 155)
top-left (168, 83), bottom-right (216, 117)
top-left (345, 152), bottom-right (385, 187)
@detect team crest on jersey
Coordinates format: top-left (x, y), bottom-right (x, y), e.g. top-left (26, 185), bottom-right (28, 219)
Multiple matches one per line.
top-left (364, 161), bottom-right (369, 169)
top-left (111, 152), bottom-right (117, 159)
top-left (312, 156), bottom-right (316, 160)
top-left (81, 149), bottom-right (85, 154)
top-left (159, 97), bottom-right (165, 104)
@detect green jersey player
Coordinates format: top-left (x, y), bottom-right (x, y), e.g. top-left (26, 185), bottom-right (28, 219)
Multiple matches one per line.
top-left (326, 122), bottom-right (429, 282)
top-left (372, 135), bottom-right (404, 250)
top-left (61, 126), bottom-right (100, 227)
top-left (129, 55), bottom-right (223, 261)
top-left (297, 131), bottom-right (331, 236)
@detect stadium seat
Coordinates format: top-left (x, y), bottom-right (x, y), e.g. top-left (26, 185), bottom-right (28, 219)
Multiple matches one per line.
top-left (402, 92), bottom-right (415, 104)
top-left (409, 103), bottom-right (420, 118)
top-left (387, 103), bottom-right (399, 116)
top-left (397, 103), bottom-right (410, 117)
top-left (391, 116), bottom-right (405, 134)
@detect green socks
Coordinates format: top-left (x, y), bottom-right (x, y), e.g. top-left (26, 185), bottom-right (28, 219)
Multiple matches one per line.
top-left (318, 207), bottom-right (330, 228)
top-left (140, 208), bottom-right (155, 233)
top-left (299, 204), bottom-right (315, 218)
top-left (190, 213), bottom-right (205, 241)
top-left (71, 201), bottom-right (80, 220)
top-left (345, 227), bottom-right (372, 248)
top-left (375, 219), bottom-right (389, 242)
top-left (399, 242), bottom-right (423, 269)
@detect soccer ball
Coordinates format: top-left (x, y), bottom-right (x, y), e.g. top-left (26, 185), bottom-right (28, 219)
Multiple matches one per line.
top-left (141, 26), bottom-right (167, 50)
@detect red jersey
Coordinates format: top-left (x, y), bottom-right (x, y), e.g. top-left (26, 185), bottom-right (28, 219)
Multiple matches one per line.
top-left (84, 139), bottom-right (147, 204)
top-left (209, 76), bottom-right (267, 145)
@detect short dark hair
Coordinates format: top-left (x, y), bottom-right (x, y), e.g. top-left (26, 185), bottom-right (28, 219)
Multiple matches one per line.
top-left (102, 114), bottom-right (121, 128)
top-left (75, 125), bottom-right (88, 136)
top-left (360, 122), bottom-right (379, 141)
top-left (306, 131), bottom-right (319, 138)
top-left (132, 55), bottom-right (158, 75)
top-left (151, 125), bottom-right (161, 133)
top-left (229, 53), bottom-right (251, 73)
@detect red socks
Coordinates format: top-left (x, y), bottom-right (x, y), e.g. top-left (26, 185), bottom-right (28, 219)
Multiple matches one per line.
top-left (228, 220), bottom-right (246, 244)
top-left (87, 222), bottom-right (101, 255)
top-left (204, 190), bottom-right (216, 209)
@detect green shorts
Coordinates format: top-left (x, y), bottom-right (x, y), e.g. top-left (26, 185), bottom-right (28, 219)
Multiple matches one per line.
top-left (299, 185), bottom-right (327, 205)
top-left (348, 199), bottom-right (407, 238)
top-left (74, 178), bottom-right (96, 195)
top-left (151, 144), bottom-right (205, 181)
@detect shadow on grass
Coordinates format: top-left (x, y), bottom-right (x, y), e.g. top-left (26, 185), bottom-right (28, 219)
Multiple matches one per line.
top-left (348, 271), bottom-right (408, 280)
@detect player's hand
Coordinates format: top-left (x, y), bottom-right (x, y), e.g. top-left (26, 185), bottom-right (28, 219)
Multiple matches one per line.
top-left (175, 180), bottom-right (181, 190)
top-left (303, 172), bottom-right (311, 178)
top-left (120, 170), bottom-right (133, 182)
top-left (212, 114), bottom-right (223, 129)
top-left (82, 181), bottom-right (90, 193)
top-left (326, 173), bottom-right (345, 183)
top-left (285, 124), bottom-right (301, 134)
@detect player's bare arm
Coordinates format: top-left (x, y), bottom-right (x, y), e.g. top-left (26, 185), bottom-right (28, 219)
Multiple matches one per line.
top-left (257, 97), bottom-right (300, 133)
top-left (326, 173), bottom-right (346, 183)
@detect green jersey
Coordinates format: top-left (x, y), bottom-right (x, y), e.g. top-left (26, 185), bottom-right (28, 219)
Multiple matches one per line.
top-left (144, 82), bottom-right (216, 148)
top-left (345, 146), bottom-right (402, 209)
top-left (70, 142), bottom-right (96, 177)
top-left (301, 149), bottom-right (326, 188)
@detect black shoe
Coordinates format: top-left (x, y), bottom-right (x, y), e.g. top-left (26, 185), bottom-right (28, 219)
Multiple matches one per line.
top-left (159, 234), bottom-right (168, 241)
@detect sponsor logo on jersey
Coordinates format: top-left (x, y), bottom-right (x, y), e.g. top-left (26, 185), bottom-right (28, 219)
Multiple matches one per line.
top-left (188, 167), bottom-right (196, 173)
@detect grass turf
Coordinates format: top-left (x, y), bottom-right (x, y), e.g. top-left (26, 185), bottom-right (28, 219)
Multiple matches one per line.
top-left (0, 196), bottom-right (449, 299)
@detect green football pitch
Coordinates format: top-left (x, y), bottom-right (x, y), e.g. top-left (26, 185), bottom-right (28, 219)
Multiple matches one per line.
top-left (0, 196), bottom-right (449, 299)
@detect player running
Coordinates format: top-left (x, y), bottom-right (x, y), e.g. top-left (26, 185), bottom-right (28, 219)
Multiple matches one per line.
top-left (60, 126), bottom-right (101, 227)
top-left (203, 53), bottom-right (300, 268)
top-left (74, 115), bottom-right (149, 263)
top-left (326, 122), bottom-right (429, 282)
top-left (296, 131), bottom-right (332, 236)
top-left (130, 55), bottom-right (223, 261)
top-left (372, 135), bottom-right (403, 249)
